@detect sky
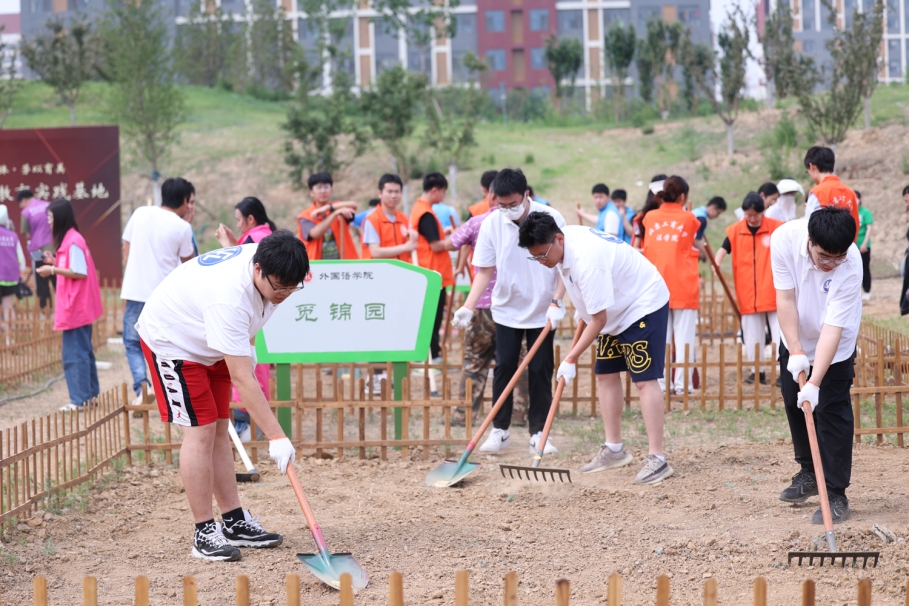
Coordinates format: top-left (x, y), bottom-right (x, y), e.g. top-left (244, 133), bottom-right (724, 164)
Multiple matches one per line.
top-left (0, 0), bottom-right (18, 14)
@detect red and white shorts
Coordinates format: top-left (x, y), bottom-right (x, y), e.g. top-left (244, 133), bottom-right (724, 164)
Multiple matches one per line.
top-left (140, 339), bottom-right (231, 427)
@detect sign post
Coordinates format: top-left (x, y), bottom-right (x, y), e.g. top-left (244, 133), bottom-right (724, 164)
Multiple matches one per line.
top-left (257, 260), bottom-right (442, 439)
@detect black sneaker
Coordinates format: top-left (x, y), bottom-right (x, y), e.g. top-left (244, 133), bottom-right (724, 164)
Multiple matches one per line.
top-left (812, 495), bottom-right (851, 524)
top-left (192, 521), bottom-right (241, 561)
top-left (775, 376), bottom-right (782, 388)
top-left (779, 470), bottom-right (819, 503)
top-left (744, 373), bottom-right (756, 384)
top-left (222, 510), bottom-right (283, 548)
top-left (759, 372), bottom-right (767, 385)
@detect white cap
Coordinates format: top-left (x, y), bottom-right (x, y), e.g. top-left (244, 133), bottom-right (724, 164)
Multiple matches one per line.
top-left (0, 204), bottom-right (10, 230)
top-left (649, 180), bottom-right (665, 195)
top-left (777, 178), bottom-right (804, 196)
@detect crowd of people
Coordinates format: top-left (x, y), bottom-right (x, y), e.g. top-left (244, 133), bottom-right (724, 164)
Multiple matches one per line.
top-left (0, 142), bottom-right (892, 561)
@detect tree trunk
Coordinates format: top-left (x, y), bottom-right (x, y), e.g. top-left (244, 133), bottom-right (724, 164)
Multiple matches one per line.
top-left (863, 95), bottom-right (871, 130)
top-left (69, 102), bottom-right (76, 126)
top-left (765, 80), bottom-right (774, 109)
top-left (726, 122), bottom-right (735, 156)
top-left (448, 164), bottom-right (457, 203)
top-left (152, 168), bottom-right (162, 207)
top-left (402, 182), bottom-right (411, 215)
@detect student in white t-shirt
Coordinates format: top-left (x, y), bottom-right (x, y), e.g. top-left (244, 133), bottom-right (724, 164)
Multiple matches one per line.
top-left (771, 207), bottom-right (861, 524)
top-left (452, 169), bottom-right (567, 455)
top-left (518, 215), bottom-right (675, 485)
top-left (120, 177), bottom-right (196, 405)
top-left (136, 231), bottom-right (307, 562)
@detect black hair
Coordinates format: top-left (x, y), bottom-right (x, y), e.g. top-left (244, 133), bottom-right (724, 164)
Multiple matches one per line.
top-left (527, 185), bottom-right (535, 197)
top-left (518, 211), bottom-right (563, 249)
top-left (643, 173), bottom-right (668, 208)
top-left (235, 197), bottom-right (276, 231)
top-left (17, 189), bottom-right (34, 203)
top-left (708, 196), bottom-right (727, 211)
top-left (804, 146), bottom-right (835, 174)
top-left (854, 190), bottom-right (862, 201)
top-left (612, 189), bottom-right (627, 201)
top-left (592, 183), bottom-right (610, 195)
top-left (48, 198), bottom-right (79, 250)
top-left (758, 182), bottom-right (779, 197)
top-left (378, 174), bottom-right (403, 192)
top-left (654, 176), bottom-right (689, 205)
top-left (307, 172), bottom-right (333, 189)
top-left (741, 192), bottom-right (765, 213)
top-left (491, 168), bottom-right (527, 198)
top-left (253, 230), bottom-right (310, 286)
top-left (903, 184), bottom-right (909, 196)
top-left (423, 172), bottom-right (448, 193)
top-left (807, 206), bottom-right (856, 256)
top-left (367, 198), bottom-right (380, 208)
top-left (481, 170), bottom-right (499, 191)
top-left (161, 177), bottom-right (195, 210)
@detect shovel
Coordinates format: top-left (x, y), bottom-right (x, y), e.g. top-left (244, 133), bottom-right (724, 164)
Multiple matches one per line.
top-left (287, 466), bottom-right (370, 590)
top-left (500, 320), bottom-right (586, 483)
top-left (426, 322), bottom-right (553, 488)
top-left (786, 372), bottom-right (879, 568)
top-left (227, 421), bottom-right (260, 482)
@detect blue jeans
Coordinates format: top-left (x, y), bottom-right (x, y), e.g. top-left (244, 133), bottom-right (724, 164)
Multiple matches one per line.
top-left (62, 324), bottom-right (100, 407)
top-left (123, 300), bottom-right (148, 396)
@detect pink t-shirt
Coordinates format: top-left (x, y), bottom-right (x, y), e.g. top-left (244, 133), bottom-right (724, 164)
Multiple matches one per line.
top-left (450, 211), bottom-right (496, 310)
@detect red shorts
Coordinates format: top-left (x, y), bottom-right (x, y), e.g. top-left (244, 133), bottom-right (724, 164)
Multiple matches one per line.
top-left (140, 339), bottom-right (231, 427)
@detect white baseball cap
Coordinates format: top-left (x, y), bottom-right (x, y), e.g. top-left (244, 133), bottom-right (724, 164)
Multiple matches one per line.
top-left (649, 180), bottom-right (665, 195)
top-left (777, 178), bottom-right (805, 196)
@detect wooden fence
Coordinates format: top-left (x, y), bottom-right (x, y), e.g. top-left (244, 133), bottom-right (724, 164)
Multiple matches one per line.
top-left (22, 571), bottom-right (895, 606)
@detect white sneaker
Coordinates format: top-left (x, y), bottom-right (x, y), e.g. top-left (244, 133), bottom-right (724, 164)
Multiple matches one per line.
top-left (238, 425), bottom-right (251, 442)
top-left (131, 394), bottom-right (143, 406)
top-left (862, 292), bottom-right (871, 301)
top-left (58, 403), bottom-right (82, 412)
top-left (479, 428), bottom-right (510, 453)
top-left (529, 431), bottom-right (557, 455)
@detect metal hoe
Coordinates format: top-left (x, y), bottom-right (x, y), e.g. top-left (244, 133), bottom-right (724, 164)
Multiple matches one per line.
top-left (227, 422), bottom-right (260, 482)
top-left (287, 467), bottom-right (370, 590)
top-left (786, 372), bottom-right (879, 568)
top-left (500, 320), bottom-right (587, 483)
top-left (426, 322), bottom-right (554, 488)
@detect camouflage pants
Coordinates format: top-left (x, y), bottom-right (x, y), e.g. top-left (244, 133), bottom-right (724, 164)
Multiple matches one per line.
top-left (459, 308), bottom-right (529, 425)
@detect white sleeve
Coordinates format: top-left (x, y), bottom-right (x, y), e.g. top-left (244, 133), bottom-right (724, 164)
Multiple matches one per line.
top-left (603, 212), bottom-right (620, 237)
top-left (770, 229), bottom-right (794, 291)
top-left (805, 193), bottom-right (819, 218)
top-left (824, 257), bottom-right (862, 329)
top-left (202, 304), bottom-right (255, 357)
top-left (122, 211), bottom-right (136, 243)
top-left (362, 220), bottom-right (380, 245)
top-left (15, 239), bottom-right (25, 272)
top-left (179, 223), bottom-right (195, 258)
top-left (550, 207), bottom-right (567, 228)
top-left (472, 220), bottom-right (496, 268)
top-left (578, 266), bottom-right (613, 315)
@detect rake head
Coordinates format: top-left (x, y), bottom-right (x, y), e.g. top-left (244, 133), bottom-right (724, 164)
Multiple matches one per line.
top-left (235, 470), bottom-right (260, 483)
top-left (787, 550), bottom-right (880, 568)
top-left (499, 464), bottom-right (571, 483)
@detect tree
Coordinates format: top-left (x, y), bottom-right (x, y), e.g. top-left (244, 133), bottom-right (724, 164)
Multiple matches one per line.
top-left (637, 18), bottom-right (683, 119)
top-left (797, 0), bottom-right (883, 145)
top-left (680, 8), bottom-right (750, 154)
top-left (240, 0), bottom-right (297, 95)
top-left (758, 1), bottom-right (801, 107)
top-left (0, 26), bottom-right (22, 128)
top-left (603, 22), bottom-right (636, 122)
top-left (20, 17), bottom-right (99, 126)
top-left (173, 0), bottom-right (239, 88)
top-left (99, 0), bottom-right (186, 205)
top-left (635, 38), bottom-right (654, 104)
top-left (544, 35), bottom-right (583, 111)
top-left (679, 36), bottom-right (710, 116)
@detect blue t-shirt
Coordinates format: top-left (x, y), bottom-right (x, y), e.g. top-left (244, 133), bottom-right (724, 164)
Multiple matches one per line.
top-left (432, 203), bottom-right (458, 230)
top-left (352, 208), bottom-right (376, 229)
top-left (692, 206), bottom-right (709, 240)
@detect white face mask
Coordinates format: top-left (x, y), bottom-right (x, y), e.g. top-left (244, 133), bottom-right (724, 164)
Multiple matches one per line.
top-left (501, 197), bottom-right (526, 221)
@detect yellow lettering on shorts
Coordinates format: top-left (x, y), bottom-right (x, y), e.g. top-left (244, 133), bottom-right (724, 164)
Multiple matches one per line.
top-left (596, 335), bottom-right (622, 360)
top-left (619, 340), bottom-right (652, 373)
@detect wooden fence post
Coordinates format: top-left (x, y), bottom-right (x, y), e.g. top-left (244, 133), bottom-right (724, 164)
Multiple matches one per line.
top-left (801, 579), bottom-right (815, 606)
top-left (655, 574), bottom-right (670, 606)
top-left (857, 578), bottom-right (871, 606)
top-left (34, 576), bottom-right (47, 606)
top-left (236, 575), bottom-right (249, 606)
top-left (607, 573), bottom-right (621, 606)
top-left (753, 577), bottom-right (767, 606)
top-left (504, 571), bottom-right (518, 606)
top-left (390, 571), bottom-right (404, 606)
top-left (84, 576), bottom-right (98, 606)
top-left (555, 579), bottom-right (569, 606)
top-left (455, 570), bottom-right (469, 606)
top-left (135, 575), bottom-right (150, 606)
top-left (286, 574), bottom-right (301, 606)
top-left (703, 578), bottom-right (717, 606)
top-left (340, 573), bottom-right (354, 606)
top-left (183, 576), bottom-right (197, 606)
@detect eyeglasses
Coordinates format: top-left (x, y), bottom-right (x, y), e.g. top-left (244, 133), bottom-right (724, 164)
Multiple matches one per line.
top-left (265, 273), bottom-right (304, 294)
top-left (527, 238), bottom-right (556, 262)
top-left (815, 253), bottom-right (848, 266)
top-left (499, 194), bottom-right (527, 211)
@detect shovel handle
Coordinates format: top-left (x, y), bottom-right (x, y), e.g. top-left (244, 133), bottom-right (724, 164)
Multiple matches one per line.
top-left (287, 467), bottom-right (329, 551)
top-left (227, 421), bottom-right (257, 473)
top-left (703, 238), bottom-right (741, 321)
top-left (798, 372), bottom-right (835, 536)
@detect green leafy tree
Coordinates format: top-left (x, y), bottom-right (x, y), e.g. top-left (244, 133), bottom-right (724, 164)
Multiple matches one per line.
top-left (544, 35), bottom-right (583, 111)
top-left (679, 35), bottom-right (710, 116)
top-left (99, 0), bottom-right (186, 204)
top-left (635, 38), bottom-right (654, 104)
top-left (637, 18), bottom-right (683, 119)
top-left (20, 17), bottom-right (99, 126)
top-left (240, 0), bottom-right (297, 95)
top-left (797, 0), bottom-right (883, 144)
top-left (603, 22), bottom-right (636, 122)
top-left (173, 0), bottom-right (240, 88)
top-left (0, 26), bottom-right (22, 128)
top-left (759, 1), bottom-right (801, 107)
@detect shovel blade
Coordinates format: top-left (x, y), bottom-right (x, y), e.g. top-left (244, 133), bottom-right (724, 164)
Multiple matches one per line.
top-left (235, 470), bottom-right (260, 483)
top-left (499, 464), bottom-right (572, 483)
top-left (297, 552), bottom-right (370, 590)
top-left (425, 459), bottom-right (480, 488)
top-left (787, 551), bottom-right (880, 568)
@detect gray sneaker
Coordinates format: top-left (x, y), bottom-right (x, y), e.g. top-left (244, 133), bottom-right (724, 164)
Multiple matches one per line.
top-left (580, 445), bottom-right (633, 474)
top-left (633, 454), bottom-right (674, 485)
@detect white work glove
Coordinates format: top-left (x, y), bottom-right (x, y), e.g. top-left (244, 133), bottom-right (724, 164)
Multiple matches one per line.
top-left (452, 306), bottom-right (474, 329)
top-left (556, 360), bottom-right (576, 384)
top-left (797, 381), bottom-right (820, 413)
top-left (269, 437), bottom-right (296, 474)
top-left (786, 353), bottom-right (811, 383)
top-left (250, 344), bottom-right (258, 367)
top-left (546, 304), bottom-right (566, 328)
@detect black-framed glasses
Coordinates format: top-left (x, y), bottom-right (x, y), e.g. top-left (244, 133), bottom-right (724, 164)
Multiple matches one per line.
top-left (265, 273), bottom-right (304, 294)
top-left (527, 237), bottom-right (556, 262)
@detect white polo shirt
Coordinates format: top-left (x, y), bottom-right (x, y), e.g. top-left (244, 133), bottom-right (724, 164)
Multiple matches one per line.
top-left (136, 244), bottom-right (278, 366)
top-left (559, 226), bottom-right (669, 335)
top-left (770, 219), bottom-right (862, 364)
top-left (120, 206), bottom-right (195, 302)
top-left (473, 201), bottom-right (566, 329)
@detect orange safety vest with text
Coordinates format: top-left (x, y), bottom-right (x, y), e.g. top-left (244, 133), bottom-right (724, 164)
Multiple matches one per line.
top-left (641, 203), bottom-right (701, 310)
top-left (360, 207), bottom-right (412, 262)
top-left (468, 195), bottom-right (490, 217)
top-left (726, 216), bottom-right (783, 315)
top-left (411, 198), bottom-right (455, 288)
top-left (810, 175), bottom-right (859, 241)
top-left (297, 204), bottom-right (359, 260)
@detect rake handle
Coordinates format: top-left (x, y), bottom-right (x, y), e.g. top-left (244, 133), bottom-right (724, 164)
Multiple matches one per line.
top-left (703, 238), bottom-right (741, 321)
top-left (287, 466), bottom-right (329, 551)
top-left (798, 372), bottom-right (836, 549)
top-left (227, 421), bottom-right (257, 473)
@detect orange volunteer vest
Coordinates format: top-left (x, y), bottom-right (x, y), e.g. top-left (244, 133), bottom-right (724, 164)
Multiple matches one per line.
top-left (411, 198), bottom-right (455, 288)
top-left (468, 195), bottom-right (490, 217)
top-left (360, 207), bottom-right (412, 262)
top-left (297, 204), bottom-right (359, 260)
top-left (642, 202), bottom-right (701, 310)
top-left (810, 175), bottom-right (859, 241)
top-left (725, 216), bottom-right (783, 315)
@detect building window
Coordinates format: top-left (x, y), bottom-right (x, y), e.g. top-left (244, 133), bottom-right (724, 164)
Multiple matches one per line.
top-left (603, 9), bottom-right (630, 28)
top-left (68, 0), bottom-right (88, 10)
top-left (532, 86), bottom-right (551, 98)
top-left (374, 17), bottom-right (400, 75)
top-left (844, 0), bottom-right (860, 28)
top-left (407, 19), bottom-right (431, 75)
top-left (888, 39), bottom-right (901, 78)
top-left (329, 18), bottom-right (355, 78)
top-left (456, 13), bottom-right (476, 36)
top-left (486, 10), bottom-right (505, 32)
top-left (678, 6), bottom-right (701, 27)
top-left (529, 9), bottom-right (549, 31)
top-left (802, 39), bottom-right (815, 52)
top-left (886, 0), bottom-right (900, 33)
top-left (486, 49), bottom-right (506, 71)
top-left (802, 0), bottom-right (816, 31)
top-left (530, 47), bottom-right (545, 69)
top-left (637, 6), bottom-right (661, 30)
top-left (821, 3), bottom-right (834, 30)
top-left (558, 9), bottom-right (583, 34)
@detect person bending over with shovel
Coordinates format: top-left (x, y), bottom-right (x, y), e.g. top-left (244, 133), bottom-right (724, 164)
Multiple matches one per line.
top-left (771, 207), bottom-right (861, 523)
top-left (518, 213), bottom-right (675, 484)
top-left (136, 231), bottom-right (308, 561)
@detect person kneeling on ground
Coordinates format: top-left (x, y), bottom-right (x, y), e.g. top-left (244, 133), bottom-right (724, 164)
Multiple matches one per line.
top-left (772, 207), bottom-right (861, 523)
top-left (136, 231), bottom-right (307, 561)
top-left (518, 213), bottom-right (674, 485)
